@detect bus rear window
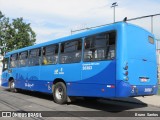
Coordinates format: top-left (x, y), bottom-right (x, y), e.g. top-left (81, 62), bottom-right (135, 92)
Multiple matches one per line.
top-left (149, 36), bottom-right (154, 44)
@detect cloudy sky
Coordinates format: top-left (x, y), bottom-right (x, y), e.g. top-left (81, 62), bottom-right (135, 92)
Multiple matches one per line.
top-left (0, 0), bottom-right (160, 44)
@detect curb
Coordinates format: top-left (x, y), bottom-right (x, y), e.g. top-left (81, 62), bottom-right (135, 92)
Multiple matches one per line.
top-left (109, 97), bottom-right (160, 108)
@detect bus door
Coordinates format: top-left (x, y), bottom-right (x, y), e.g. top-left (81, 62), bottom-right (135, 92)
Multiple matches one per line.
top-left (1, 57), bottom-right (9, 87)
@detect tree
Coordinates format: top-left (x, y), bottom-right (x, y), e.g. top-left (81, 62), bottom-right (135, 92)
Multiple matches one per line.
top-left (0, 11), bottom-right (10, 55)
top-left (0, 11), bottom-right (36, 55)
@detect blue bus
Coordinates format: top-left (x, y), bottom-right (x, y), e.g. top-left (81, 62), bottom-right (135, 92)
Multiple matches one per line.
top-left (1, 22), bottom-right (158, 104)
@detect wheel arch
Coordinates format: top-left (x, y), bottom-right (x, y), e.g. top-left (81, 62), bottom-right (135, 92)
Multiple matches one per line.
top-left (53, 78), bottom-right (66, 85)
top-left (8, 77), bottom-right (14, 82)
top-left (52, 78), bottom-right (66, 91)
top-left (8, 77), bottom-right (14, 87)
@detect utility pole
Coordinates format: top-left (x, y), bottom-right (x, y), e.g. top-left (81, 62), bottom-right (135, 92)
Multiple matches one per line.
top-left (111, 2), bottom-right (118, 23)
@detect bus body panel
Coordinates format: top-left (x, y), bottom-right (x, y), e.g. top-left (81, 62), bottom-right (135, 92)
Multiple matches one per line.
top-left (1, 70), bottom-right (9, 87)
top-left (10, 67), bottom-right (40, 90)
top-left (116, 81), bottom-right (157, 97)
top-left (56, 63), bottom-right (82, 82)
top-left (126, 25), bottom-right (157, 86)
top-left (116, 23), bottom-right (158, 97)
top-left (1, 22), bottom-right (158, 99)
top-left (81, 61), bottom-right (116, 84)
top-left (67, 60), bottom-right (116, 97)
top-left (128, 59), bottom-right (157, 85)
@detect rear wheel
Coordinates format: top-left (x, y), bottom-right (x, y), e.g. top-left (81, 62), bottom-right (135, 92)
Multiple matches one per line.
top-left (53, 82), bottom-right (67, 104)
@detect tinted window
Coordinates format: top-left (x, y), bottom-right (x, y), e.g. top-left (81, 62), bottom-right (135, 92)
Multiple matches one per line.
top-left (10, 54), bottom-right (19, 68)
top-left (84, 31), bottom-right (116, 61)
top-left (42, 44), bottom-right (58, 65)
top-left (60, 39), bottom-right (82, 64)
top-left (19, 51), bottom-right (28, 67)
top-left (3, 58), bottom-right (9, 71)
top-left (28, 48), bottom-right (41, 66)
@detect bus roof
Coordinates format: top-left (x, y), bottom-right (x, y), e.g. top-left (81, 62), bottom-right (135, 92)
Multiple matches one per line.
top-left (5, 22), bottom-right (153, 56)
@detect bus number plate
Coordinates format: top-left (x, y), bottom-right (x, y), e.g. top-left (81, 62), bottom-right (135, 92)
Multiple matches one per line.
top-left (144, 88), bottom-right (152, 92)
top-left (82, 66), bottom-right (92, 70)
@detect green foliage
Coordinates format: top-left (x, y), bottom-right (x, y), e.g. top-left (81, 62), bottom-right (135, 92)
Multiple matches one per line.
top-left (0, 11), bottom-right (36, 55)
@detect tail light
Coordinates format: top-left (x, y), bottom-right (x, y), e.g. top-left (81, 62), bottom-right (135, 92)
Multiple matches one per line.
top-left (124, 65), bottom-right (128, 70)
top-left (124, 71), bottom-right (128, 76)
top-left (123, 62), bottom-right (129, 81)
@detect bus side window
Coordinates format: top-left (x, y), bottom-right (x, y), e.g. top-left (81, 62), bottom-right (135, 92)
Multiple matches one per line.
top-left (29, 48), bottom-right (41, 66)
top-left (84, 31), bottom-right (116, 61)
top-left (10, 53), bottom-right (19, 68)
top-left (108, 32), bottom-right (116, 59)
top-left (19, 51), bottom-right (28, 67)
top-left (42, 44), bottom-right (58, 65)
top-left (60, 39), bottom-right (82, 64)
top-left (2, 58), bottom-right (9, 71)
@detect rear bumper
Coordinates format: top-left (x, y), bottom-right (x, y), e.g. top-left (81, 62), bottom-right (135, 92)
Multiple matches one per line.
top-left (116, 80), bottom-right (158, 97)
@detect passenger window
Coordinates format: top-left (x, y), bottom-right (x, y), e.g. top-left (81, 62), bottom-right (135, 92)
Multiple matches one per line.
top-left (42, 44), bottom-right (58, 65)
top-left (3, 58), bottom-right (9, 71)
top-left (19, 51), bottom-right (28, 67)
top-left (60, 39), bottom-right (82, 64)
top-left (28, 48), bottom-right (41, 66)
top-left (10, 54), bottom-right (19, 68)
top-left (84, 31), bottom-right (116, 61)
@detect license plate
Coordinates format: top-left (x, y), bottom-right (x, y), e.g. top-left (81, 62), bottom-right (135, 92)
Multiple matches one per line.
top-left (144, 88), bottom-right (152, 92)
top-left (140, 77), bottom-right (149, 82)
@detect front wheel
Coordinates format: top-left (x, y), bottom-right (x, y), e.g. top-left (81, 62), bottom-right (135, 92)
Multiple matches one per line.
top-left (53, 82), bottom-right (67, 104)
top-left (9, 80), bottom-right (17, 92)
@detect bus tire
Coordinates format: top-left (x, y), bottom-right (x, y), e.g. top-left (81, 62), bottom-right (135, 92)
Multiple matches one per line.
top-left (53, 82), bottom-right (67, 104)
top-left (9, 80), bottom-right (18, 92)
